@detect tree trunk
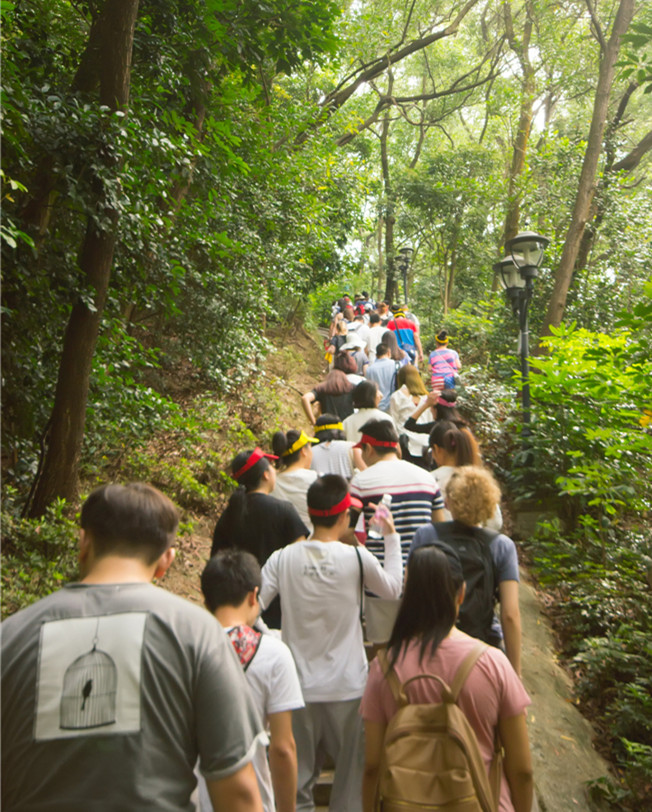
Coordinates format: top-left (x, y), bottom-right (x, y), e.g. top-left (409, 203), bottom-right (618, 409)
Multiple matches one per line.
top-left (29, 0), bottom-right (140, 517)
top-left (502, 0), bottom-right (535, 247)
top-left (540, 0), bottom-right (635, 339)
top-left (380, 108), bottom-right (398, 303)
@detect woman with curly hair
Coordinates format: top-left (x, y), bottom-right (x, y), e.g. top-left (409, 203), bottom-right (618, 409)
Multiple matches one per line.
top-left (409, 466), bottom-right (522, 677)
top-left (428, 421), bottom-right (502, 531)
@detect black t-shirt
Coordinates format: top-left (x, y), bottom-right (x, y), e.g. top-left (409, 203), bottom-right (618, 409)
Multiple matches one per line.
top-left (312, 371), bottom-right (355, 421)
top-left (211, 492), bottom-right (309, 627)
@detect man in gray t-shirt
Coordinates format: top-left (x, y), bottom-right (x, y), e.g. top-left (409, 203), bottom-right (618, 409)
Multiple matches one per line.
top-left (1, 483), bottom-right (264, 812)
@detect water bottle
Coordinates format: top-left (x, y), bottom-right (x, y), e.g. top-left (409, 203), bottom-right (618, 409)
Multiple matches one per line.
top-left (367, 494), bottom-right (392, 539)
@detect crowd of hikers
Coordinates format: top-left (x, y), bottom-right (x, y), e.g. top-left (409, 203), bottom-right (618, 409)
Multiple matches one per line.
top-left (1, 293), bottom-right (532, 812)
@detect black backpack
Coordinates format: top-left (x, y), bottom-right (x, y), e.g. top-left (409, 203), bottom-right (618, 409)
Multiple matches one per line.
top-left (430, 520), bottom-right (499, 645)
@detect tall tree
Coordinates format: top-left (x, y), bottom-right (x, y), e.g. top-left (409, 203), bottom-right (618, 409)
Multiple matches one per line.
top-left (29, 0), bottom-right (140, 516)
top-left (540, 0), bottom-right (636, 338)
top-left (501, 0), bottom-right (535, 246)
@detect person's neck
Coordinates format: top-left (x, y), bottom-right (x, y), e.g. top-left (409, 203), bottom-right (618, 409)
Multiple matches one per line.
top-left (283, 460), bottom-right (307, 473)
top-left (438, 456), bottom-right (457, 468)
top-left (311, 522), bottom-right (345, 542)
top-left (215, 606), bottom-right (252, 628)
top-left (81, 555), bottom-right (155, 584)
top-left (374, 452), bottom-right (399, 464)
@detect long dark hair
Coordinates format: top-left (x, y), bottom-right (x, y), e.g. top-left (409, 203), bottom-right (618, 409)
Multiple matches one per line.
top-left (387, 544), bottom-right (464, 668)
top-left (429, 421), bottom-right (481, 467)
top-left (381, 330), bottom-right (405, 362)
top-left (434, 388), bottom-right (464, 422)
top-left (225, 450), bottom-right (271, 528)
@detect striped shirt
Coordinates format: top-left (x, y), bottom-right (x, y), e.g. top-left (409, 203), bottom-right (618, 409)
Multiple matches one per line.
top-left (350, 458), bottom-right (444, 566)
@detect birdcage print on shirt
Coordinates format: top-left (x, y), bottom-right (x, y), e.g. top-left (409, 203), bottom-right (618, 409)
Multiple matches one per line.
top-left (59, 620), bottom-right (117, 730)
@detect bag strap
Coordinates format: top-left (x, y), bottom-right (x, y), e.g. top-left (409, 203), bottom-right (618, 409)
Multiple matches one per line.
top-left (354, 546), bottom-right (364, 626)
top-left (449, 641), bottom-right (487, 702)
top-left (391, 316), bottom-right (405, 350)
top-left (489, 729), bottom-right (504, 809)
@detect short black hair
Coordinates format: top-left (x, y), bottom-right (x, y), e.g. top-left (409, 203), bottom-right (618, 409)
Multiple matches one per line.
top-left (376, 342), bottom-right (390, 357)
top-left (369, 313), bottom-right (380, 325)
top-left (81, 483), bottom-right (178, 565)
top-left (353, 380), bottom-right (378, 409)
top-left (358, 418), bottom-right (399, 455)
top-left (201, 549), bottom-right (261, 612)
top-left (307, 474), bottom-right (349, 529)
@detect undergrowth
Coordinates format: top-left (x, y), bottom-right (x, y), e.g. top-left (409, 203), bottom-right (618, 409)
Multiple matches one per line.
top-left (524, 522), bottom-right (652, 807)
top-left (1, 348), bottom-right (289, 619)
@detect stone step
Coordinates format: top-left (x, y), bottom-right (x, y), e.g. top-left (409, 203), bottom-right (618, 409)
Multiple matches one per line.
top-left (314, 764), bottom-right (334, 808)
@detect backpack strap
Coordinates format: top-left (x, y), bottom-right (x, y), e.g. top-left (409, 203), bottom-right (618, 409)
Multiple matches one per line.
top-left (450, 642), bottom-right (503, 812)
top-left (354, 546), bottom-right (364, 626)
top-left (449, 641), bottom-right (487, 703)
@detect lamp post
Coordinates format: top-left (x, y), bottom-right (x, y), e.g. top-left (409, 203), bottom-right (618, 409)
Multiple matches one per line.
top-left (494, 231), bottom-right (550, 451)
top-left (395, 246), bottom-right (413, 305)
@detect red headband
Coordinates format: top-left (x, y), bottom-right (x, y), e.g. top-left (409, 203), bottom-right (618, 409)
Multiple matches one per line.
top-left (308, 492), bottom-right (363, 517)
top-left (353, 434), bottom-right (399, 450)
top-left (232, 447), bottom-right (278, 481)
top-left (437, 397), bottom-right (455, 407)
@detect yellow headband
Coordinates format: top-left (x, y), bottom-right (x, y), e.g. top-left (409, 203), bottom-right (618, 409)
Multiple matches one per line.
top-left (282, 430), bottom-right (318, 456)
top-left (314, 423), bottom-right (343, 433)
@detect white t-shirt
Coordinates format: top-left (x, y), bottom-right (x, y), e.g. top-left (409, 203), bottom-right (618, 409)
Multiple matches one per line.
top-left (199, 632), bottom-right (304, 812)
top-left (389, 388), bottom-right (432, 456)
top-left (366, 325), bottom-right (389, 361)
top-left (271, 468), bottom-right (319, 528)
top-left (310, 440), bottom-right (356, 480)
top-left (342, 407), bottom-right (395, 442)
top-left (260, 536), bottom-right (403, 702)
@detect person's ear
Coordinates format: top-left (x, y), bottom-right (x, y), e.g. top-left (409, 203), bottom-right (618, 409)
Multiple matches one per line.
top-left (248, 587), bottom-right (259, 608)
top-left (457, 581), bottom-right (466, 607)
top-left (79, 529), bottom-right (92, 567)
top-left (154, 547), bottom-right (176, 580)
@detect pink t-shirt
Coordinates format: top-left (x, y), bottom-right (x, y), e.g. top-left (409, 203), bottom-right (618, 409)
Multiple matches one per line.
top-left (360, 633), bottom-right (530, 812)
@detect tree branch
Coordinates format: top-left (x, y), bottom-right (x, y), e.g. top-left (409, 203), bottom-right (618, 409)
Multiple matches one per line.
top-left (295, 0), bottom-right (481, 143)
top-left (584, 0), bottom-right (607, 52)
top-left (611, 129), bottom-right (652, 172)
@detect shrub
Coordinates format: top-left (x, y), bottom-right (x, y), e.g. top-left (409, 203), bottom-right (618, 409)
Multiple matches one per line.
top-left (1, 488), bottom-right (79, 619)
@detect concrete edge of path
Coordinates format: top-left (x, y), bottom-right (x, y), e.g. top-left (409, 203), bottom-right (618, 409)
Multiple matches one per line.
top-left (519, 568), bottom-right (611, 812)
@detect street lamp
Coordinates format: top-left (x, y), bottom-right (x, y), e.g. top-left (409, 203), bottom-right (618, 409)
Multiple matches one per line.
top-left (495, 231), bottom-right (550, 450)
top-left (395, 246), bottom-right (413, 305)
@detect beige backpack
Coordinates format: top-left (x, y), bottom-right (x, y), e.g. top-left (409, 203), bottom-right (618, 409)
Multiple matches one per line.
top-left (375, 643), bottom-right (502, 812)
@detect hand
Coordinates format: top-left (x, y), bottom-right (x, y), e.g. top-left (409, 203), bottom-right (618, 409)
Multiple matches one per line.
top-left (426, 390), bottom-right (439, 406)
